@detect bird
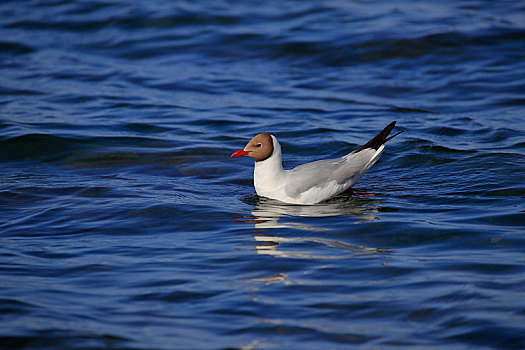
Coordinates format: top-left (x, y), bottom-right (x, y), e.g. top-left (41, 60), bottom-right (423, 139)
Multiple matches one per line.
top-left (231, 121), bottom-right (404, 205)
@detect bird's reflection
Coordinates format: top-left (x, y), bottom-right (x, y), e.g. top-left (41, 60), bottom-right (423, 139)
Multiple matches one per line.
top-left (238, 193), bottom-right (380, 230)
top-left (236, 193), bottom-right (390, 260)
top-left (252, 233), bottom-right (388, 259)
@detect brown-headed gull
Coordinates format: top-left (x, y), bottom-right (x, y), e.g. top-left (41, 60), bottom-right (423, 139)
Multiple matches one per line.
top-left (231, 121), bottom-right (403, 205)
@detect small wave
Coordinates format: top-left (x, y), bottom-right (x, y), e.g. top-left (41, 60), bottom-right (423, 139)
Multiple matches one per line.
top-left (0, 41), bottom-right (35, 55)
top-left (0, 134), bottom-right (87, 162)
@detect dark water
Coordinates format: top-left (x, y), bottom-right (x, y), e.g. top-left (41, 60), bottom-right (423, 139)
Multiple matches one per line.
top-left (1, 1), bottom-right (525, 349)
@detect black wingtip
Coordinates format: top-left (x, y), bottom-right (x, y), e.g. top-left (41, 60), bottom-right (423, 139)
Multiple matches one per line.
top-left (353, 121), bottom-right (398, 153)
top-left (385, 129), bottom-right (406, 142)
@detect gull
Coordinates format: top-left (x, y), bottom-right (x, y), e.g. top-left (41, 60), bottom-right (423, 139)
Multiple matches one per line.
top-left (231, 121), bottom-right (403, 204)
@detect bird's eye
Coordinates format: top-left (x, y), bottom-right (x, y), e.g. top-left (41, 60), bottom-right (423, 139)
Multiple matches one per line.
top-left (256, 143), bottom-right (262, 148)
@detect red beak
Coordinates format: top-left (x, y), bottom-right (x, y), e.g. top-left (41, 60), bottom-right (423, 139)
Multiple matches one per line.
top-left (231, 149), bottom-right (251, 158)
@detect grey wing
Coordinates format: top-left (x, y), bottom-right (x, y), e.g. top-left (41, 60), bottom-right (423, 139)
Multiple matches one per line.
top-left (284, 149), bottom-right (378, 198)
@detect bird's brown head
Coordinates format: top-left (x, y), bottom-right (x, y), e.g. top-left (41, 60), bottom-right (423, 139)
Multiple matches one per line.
top-left (230, 133), bottom-right (274, 162)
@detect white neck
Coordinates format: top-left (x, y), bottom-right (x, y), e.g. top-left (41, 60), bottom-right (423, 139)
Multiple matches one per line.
top-left (253, 135), bottom-right (286, 198)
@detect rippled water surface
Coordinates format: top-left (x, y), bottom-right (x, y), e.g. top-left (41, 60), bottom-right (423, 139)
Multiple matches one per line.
top-left (1, 1), bottom-right (525, 349)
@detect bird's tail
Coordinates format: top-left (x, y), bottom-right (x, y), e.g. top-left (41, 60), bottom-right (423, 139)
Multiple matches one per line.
top-left (353, 121), bottom-right (403, 153)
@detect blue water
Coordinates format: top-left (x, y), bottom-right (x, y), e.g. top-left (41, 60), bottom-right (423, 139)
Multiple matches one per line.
top-left (1, 1), bottom-right (525, 349)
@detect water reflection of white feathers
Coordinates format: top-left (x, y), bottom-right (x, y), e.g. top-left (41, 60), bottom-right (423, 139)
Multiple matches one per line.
top-left (253, 234), bottom-right (387, 259)
top-left (238, 195), bottom-right (389, 259)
